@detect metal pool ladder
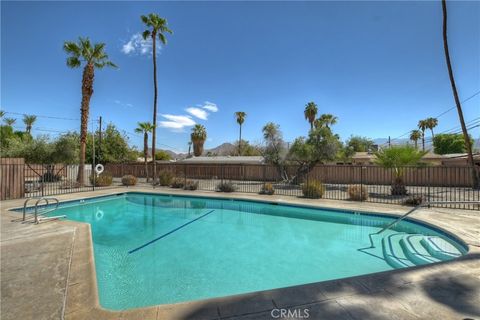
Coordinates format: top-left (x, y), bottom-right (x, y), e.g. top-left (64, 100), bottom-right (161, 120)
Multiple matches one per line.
top-left (375, 200), bottom-right (480, 235)
top-left (22, 197), bottom-right (66, 224)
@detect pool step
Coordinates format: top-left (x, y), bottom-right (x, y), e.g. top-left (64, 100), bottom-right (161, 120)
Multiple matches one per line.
top-left (382, 233), bottom-right (459, 269)
top-left (420, 236), bottom-right (464, 261)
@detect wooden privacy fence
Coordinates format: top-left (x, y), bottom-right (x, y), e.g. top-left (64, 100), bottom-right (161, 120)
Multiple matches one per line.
top-left (0, 158), bottom-right (25, 200)
top-left (104, 163), bottom-right (480, 187)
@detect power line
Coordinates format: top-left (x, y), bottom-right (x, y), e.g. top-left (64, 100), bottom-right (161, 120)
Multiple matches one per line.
top-left (3, 111), bottom-right (79, 121)
top-left (381, 90), bottom-right (480, 146)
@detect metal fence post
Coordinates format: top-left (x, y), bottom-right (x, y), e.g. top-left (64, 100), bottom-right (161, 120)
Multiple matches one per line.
top-left (184, 164), bottom-right (187, 186)
top-left (360, 166), bottom-right (364, 202)
top-left (221, 165), bottom-right (224, 185)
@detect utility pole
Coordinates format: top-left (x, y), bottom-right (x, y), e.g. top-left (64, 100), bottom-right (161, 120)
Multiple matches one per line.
top-left (188, 141), bottom-right (192, 157)
top-left (388, 136), bottom-right (391, 148)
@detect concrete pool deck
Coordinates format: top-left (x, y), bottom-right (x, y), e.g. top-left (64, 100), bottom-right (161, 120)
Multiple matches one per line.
top-left (0, 187), bottom-right (479, 320)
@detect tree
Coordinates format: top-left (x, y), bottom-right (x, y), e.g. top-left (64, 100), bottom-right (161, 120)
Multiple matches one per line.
top-left (441, 0), bottom-right (478, 188)
top-left (425, 117), bottom-right (438, 140)
top-left (234, 111), bottom-right (247, 155)
top-left (23, 115), bottom-right (37, 134)
top-left (0, 111), bottom-right (5, 118)
top-left (433, 133), bottom-right (472, 155)
top-left (191, 124), bottom-right (207, 156)
top-left (229, 140), bottom-right (261, 156)
top-left (262, 122), bottom-right (287, 180)
top-left (418, 119), bottom-right (428, 151)
top-left (86, 124), bottom-right (137, 163)
top-left (314, 114), bottom-right (338, 129)
top-left (346, 135), bottom-right (375, 152)
top-left (3, 118), bottom-right (16, 126)
top-left (409, 130), bottom-right (422, 149)
top-left (374, 146), bottom-right (427, 195)
top-left (64, 37), bottom-right (117, 185)
top-left (304, 102), bottom-right (318, 130)
top-left (289, 126), bottom-right (340, 181)
top-left (141, 13), bottom-right (173, 182)
top-left (155, 150), bottom-right (172, 160)
top-left (135, 122), bottom-right (154, 182)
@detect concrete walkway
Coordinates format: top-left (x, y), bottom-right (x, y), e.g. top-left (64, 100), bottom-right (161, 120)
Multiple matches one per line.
top-left (1, 187), bottom-right (479, 320)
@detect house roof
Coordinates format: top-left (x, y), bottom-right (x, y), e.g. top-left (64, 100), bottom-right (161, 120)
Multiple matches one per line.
top-left (179, 156), bottom-right (264, 164)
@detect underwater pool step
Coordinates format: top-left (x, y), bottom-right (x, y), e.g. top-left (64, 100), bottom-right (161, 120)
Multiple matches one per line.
top-left (420, 236), bottom-right (464, 261)
top-left (382, 233), bottom-right (416, 269)
top-left (400, 235), bottom-right (441, 265)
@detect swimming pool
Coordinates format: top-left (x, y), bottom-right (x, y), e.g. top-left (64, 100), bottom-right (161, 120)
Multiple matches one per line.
top-left (20, 192), bottom-right (467, 310)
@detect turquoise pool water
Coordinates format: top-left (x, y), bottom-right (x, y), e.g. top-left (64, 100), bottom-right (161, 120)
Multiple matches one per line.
top-left (25, 192), bottom-right (466, 310)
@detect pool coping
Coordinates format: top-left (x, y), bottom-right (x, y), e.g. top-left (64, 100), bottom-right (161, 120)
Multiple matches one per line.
top-left (2, 187), bottom-right (479, 319)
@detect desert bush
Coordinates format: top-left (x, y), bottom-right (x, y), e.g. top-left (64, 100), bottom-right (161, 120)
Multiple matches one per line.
top-left (260, 183), bottom-right (275, 195)
top-left (302, 180), bottom-right (325, 199)
top-left (184, 180), bottom-right (198, 191)
top-left (121, 175), bottom-right (137, 186)
top-left (90, 173), bottom-right (113, 187)
top-left (347, 185), bottom-right (368, 201)
top-left (404, 195), bottom-right (423, 206)
top-left (217, 181), bottom-right (236, 193)
top-left (158, 170), bottom-right (174, 186)
top-left (170, 177), bottom-right (185, 189)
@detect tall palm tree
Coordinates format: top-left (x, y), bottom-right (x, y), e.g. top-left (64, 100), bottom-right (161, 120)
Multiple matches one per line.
top-left (409, 130), bottom-right (421, 149)
top-left (141, 13), bottom-right (173, 182)
top-left (425, 117), bottom-right (438, 140)
top-left (234, 111), bottom-right (246, 155)
top-left (418, 119), bottom-right (428, 151)
top-left (442, 1), bottom-right (477, 188)
top-left (135, 122), bottom-right (154, 182)
top-left (191, 124), bottom-right (207, 157)
top-left (315, 114), bottom-right (338, 129)
top-left (304, 102), bottom-right (318, 130)
top-left (23, 115), bottom-right (37, 134)
top-left (64, 37), bottom-right (117, 185)
top-left (3, 118), bottom-right (15, 126)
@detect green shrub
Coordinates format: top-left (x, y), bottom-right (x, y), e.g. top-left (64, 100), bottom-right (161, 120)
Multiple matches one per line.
top-left (260, 183), bottom-right (275, 195)
top-left (404, 195), bottom-right (423, 206)
top-left (40, 172), bottom-right (61, 182)
top-left (60, 179), bottom-right (81, 189)
top-left (217, 181), bottom-right (236, 192)
top-left (90, 173), bottom-right (113, 187)
top-left (170, 177), bottom-right (185, 189)
top-left (302, 180), bottom-right (325, 199)
top-left (158, 170), bottom-right (174, 186)
top-left (121, 175), bottom-right (137, 186)
top-left (184, 180), bottom-right (198, 191)
top-left (347, 185), bottom-right (368, 201)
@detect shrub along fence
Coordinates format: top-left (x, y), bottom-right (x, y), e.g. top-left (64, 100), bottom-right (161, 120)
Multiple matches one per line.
top-left (103, 162), bottom-right (480, 210)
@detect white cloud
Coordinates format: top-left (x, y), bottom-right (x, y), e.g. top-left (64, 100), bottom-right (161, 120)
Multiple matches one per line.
top-left (185, 107), bottom-right (208, 120)
top-left (114, 100), bottom-right (133, 108)
top-left (202, 101), bottom-right (218, 112)
top-left (121, 33), bottom-right (160, 56)
top-left (158, 114), bottom-right (196, 131)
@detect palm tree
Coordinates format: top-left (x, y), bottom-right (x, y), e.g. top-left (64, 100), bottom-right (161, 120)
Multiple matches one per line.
top-left (3, 118), bottom-right (15, 126)
top-left (190, 124), bottom-right (207, 157)
top-left (141, 13), bottom-right (173, 182)
top-left (315, 114), bottom-right (338, 129)
top-left (374, 146), bottom-right (427, 195)
top-left (187, 141), bottom-right (192, 157)
top-left (409, 130), bottom-right (421, 149)
top-left (234, 111), bottom-right (247, 155)
top-left (23, 115), bottom-right (37, 134)
top-left (418, 119), bottom-right (428, 151)
top-left (135, 122), bottom-right (154, 182)
top-left (304, 102), bottom-right (318, 130)
top-left (0, 111), bottom-right (5, 119)
top-left (441, 0), bottom-right (478, 188)
top-left (425, 117), bottom-right (438, 140)
top-left (64, 37), bottom-right (116, 185)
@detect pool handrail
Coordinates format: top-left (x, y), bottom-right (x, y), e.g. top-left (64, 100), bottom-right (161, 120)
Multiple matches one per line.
top-left (375, 200), bottom-right (480, 235)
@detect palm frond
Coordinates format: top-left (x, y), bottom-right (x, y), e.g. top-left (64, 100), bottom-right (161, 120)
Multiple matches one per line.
top-left (142, 30), bottom-right (151, 40)
top-left (66, 56), bottom-right (81, 68)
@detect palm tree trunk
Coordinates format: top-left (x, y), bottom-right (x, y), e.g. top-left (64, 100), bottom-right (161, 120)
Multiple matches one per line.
top-left (310, 121), bottom-right (313, 130)
top-left (78, 63), bottom-right (94, 185)
top-left (414, 140), bottom-right (418, 149)
top-left (144, 132), bottom-right (149, 182)
top-left (431, 129), bottom-right (435, 141)
top-left (238, 124), bottom-right (242, 156)
top-left (442, 0), bottom-right (479, 189)
top-left (151, 33), bottom-right (158, 183)
top-left (422, 130), bottom-right (425, 151)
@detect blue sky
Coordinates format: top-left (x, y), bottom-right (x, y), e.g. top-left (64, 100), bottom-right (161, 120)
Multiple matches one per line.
top-left (1, 1), bottom-right (479, 152)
